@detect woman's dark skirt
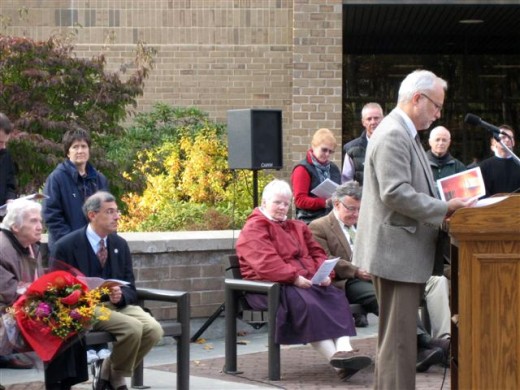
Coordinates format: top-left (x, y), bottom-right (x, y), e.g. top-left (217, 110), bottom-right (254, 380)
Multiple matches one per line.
top-left (246, 284), bottom-right (355, 345)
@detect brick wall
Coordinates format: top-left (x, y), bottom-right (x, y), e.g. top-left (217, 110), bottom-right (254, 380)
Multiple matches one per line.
top-left (0, 0), bottom-right (343, 178)
top-left (122, 231), bottom-right (237, 320)
top-left (291, 0), bottom-right (343, 167)
top-left (43, 231), bottom-right (237, 320)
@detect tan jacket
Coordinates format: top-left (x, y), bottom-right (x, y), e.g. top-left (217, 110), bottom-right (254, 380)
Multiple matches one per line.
top-left (309, 211), bottom-right (358, 290)
top-left (353, 109), bottom-right (448, 283)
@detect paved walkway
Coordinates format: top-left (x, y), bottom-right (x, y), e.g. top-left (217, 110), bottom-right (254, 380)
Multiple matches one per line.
top-left (0, 314), bottom-right (450, 389)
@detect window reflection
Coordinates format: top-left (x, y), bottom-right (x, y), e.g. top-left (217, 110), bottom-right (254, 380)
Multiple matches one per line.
top-left (342, 55), bottom-right (520, 164)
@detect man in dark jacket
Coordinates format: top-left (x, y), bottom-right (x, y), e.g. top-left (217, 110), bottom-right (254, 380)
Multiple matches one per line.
top-left (0, 113), bottom-right (17, 217)
top-left (341, 103), bottom-right (383, 185)
top-left (43, 127), bottom-right (108, 250)
top-left (479, 125), bottom-right (520, 196)
top-left (51, 191), bottom-right (163, 390)
top-left (426, 126), bottom-right (466, 182)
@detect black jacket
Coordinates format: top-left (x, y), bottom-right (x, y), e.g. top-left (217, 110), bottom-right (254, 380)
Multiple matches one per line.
top-left (0, 149), bottom-right (17, 206)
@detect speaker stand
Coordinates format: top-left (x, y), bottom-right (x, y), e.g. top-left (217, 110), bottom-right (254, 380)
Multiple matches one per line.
top-left (190, 303), bottom-right (225, 342)
top-left (252, 170), bottom-right (259, 208)
top-left (191, 170), bottom-right (259, 342)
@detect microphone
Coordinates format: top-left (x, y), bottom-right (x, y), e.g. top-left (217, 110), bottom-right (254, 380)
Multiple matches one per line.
top-left (464, 114), bottom-right (502, 135)
top-left (464, 114), bottom-right (514, 142)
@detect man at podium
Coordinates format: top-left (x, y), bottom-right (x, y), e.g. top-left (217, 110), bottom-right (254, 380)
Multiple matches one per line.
top-left (353, 69), bottom-right (475, 390)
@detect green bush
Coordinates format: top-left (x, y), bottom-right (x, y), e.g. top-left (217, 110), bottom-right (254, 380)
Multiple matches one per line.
top-left (118, 105), bottom-right (273, 231)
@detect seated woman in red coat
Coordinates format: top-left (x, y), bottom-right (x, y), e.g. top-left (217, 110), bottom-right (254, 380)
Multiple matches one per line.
top-left (236, 179), bottom-right (371, 381)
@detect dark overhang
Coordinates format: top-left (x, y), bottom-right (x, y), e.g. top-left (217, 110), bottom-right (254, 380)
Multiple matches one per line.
top-left (343, 2), bottom-right (520, 55)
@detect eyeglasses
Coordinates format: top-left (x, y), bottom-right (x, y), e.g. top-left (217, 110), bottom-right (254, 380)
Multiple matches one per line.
top-left (320, 147), bottom-right (335, 154)
top-left (340, 201), bottom-right (360, 213)
top-left (100, 208), bottom-right (120, 216)
top-left (420, 93), bottom-right (443, 112)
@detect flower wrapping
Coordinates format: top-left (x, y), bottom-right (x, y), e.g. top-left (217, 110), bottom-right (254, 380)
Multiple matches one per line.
top-left (12, 270), bottom-right (109, 362)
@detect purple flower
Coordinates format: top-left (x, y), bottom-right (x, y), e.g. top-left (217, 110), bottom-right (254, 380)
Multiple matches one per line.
top-left (34, 302), bottom-right (52, 318)
top-left (70, 309), bottom-right (83, 321)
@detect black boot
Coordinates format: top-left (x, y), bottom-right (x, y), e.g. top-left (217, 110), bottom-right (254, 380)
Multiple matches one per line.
top-left (353, 313), bottom-right (369, 327)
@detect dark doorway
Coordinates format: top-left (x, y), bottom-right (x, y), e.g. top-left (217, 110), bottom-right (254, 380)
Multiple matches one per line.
top-left (342, 3), bottom-right (520, 165)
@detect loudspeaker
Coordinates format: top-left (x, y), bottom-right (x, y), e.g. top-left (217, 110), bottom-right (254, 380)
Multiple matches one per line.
top-left (227, 109), bottom-right (283, 170)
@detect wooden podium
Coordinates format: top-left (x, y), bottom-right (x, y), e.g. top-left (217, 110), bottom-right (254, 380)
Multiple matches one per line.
top-left (449, 195), bottom-right (520, 390)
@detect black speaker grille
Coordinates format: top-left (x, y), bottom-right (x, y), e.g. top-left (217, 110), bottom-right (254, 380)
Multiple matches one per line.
top-left (227, 109), bottom-right (282, 170)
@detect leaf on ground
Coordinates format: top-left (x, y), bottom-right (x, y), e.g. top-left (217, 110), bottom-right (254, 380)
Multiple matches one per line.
top-left (237, 340), bottom-right (250, 345)
top-left (194, 337), bottom-right (207, 344)
top-left (203, 343), bottom-right (214, 350)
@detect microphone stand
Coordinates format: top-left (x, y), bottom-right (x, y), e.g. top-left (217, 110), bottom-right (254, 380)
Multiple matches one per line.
top-left (491, 132), bottom-right (520, 167)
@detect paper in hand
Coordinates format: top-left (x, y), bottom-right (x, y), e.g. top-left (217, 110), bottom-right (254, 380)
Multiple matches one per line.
top-left (77, 276), bottom-right (130, 290)
top-left (311, 257), bottom-right (340, 285)
top-left (310, 179), bottom-right (339, 199)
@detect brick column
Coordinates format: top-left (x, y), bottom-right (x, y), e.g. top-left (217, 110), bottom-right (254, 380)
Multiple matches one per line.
top-left (291, 0), bottom-right (343, 169)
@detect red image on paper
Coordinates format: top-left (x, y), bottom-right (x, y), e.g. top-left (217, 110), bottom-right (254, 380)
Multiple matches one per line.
top-left (436, 167), bottom-right (486, 201)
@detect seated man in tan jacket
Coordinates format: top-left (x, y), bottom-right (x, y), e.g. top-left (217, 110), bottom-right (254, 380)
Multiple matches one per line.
top-left (309, 181), bottom-right (450, 372)
top-left (309, 181), bottom-right (376, 327)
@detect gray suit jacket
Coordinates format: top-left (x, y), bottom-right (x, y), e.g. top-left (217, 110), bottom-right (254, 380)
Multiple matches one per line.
top-left (308, 211), bottom-right (358, 290)
top-left (353, 109), bottom-right (448, 283)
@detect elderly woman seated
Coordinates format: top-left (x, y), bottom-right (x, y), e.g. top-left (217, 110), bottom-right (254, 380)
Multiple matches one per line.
top-left (236, 179), bottom-right (371, 381)
top-left (0, 199), bottom-right (44, 372)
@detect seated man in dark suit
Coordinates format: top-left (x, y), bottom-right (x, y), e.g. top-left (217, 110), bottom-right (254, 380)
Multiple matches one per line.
top-left (309, 181), bottom-right (449, 372)
top-left (50, 191), bottom-right (163, 390)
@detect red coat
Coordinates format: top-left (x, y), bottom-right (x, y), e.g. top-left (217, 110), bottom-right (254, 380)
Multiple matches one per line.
top-left (236, 208), bottom-right (330, 284)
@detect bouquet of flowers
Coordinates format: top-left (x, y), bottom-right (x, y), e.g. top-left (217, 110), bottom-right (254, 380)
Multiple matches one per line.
top-left (12, 270), bottom-right (110, 362)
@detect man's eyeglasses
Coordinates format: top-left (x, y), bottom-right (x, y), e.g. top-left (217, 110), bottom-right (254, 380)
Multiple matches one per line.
top-left (320, 147), bottom-right (335, 154)
top-left (420, 93), bottom-right (443, 112)
top-left (340, 201), bottom-right (360, 213)
top-left (100, 208), bottom-right (120, 216)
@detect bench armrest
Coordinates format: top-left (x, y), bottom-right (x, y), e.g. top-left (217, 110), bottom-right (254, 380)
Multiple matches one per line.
top-left (136, 286), bottom-right (190, 328)
top-left (136, 287), bottom-right (188, 302)
top-left (224, 278), bottom-right (279, 293)
top-left (135, 286), bottom-right (190, 390)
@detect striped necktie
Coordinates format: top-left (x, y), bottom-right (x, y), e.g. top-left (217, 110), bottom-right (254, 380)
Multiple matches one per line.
top-left (97, 239), bottom-right (108, 268)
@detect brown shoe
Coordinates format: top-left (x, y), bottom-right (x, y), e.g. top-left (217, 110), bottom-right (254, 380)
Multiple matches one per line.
top-left (330, 350), bottom-right (372, 370)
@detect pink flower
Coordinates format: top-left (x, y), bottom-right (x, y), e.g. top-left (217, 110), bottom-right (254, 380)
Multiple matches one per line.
top-left (34, 302), bottom-right (52, 318)
top-left (70, 309), bottom-right (83, 321)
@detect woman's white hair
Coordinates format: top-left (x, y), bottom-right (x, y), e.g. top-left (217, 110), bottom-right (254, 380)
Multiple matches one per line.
top-left (1, 198), bottom-right (42, 231)
top-left (261, 179), bottom-right (292, 202)
top-left (397, 70), bottom-right (447, 104)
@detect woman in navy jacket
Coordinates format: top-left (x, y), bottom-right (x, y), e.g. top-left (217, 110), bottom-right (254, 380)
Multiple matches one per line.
top-left (43, 128), bottom-right (108, 251)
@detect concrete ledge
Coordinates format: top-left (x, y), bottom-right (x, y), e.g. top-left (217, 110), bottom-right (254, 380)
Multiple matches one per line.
top-left (119, 230), bottom-right (240, 253)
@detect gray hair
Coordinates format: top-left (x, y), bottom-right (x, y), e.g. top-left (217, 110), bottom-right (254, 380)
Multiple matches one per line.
top-left (332, 181), bottom-right (362, 202)
top-left (361, 102), bottom-right (383, 119)
top-left (429, 126), bottom-right (451, 141)
top-left (0, 198), bottom-right (41, 231)
top-left (82, 191), bottom-right (116, 218)
top-left (261, 179), bottom-right (292, 202)
top-left (397, 70), bottom-right (447, 104)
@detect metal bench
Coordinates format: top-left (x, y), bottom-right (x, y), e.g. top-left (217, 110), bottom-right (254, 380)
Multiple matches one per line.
top-left (223, 255), bottom-right (366, 381)
top-left (46, 287), bottom-right (190, 390)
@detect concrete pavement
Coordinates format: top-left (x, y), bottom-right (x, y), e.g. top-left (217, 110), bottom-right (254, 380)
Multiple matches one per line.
top-left (0, 314), bottom-right (451, 389)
